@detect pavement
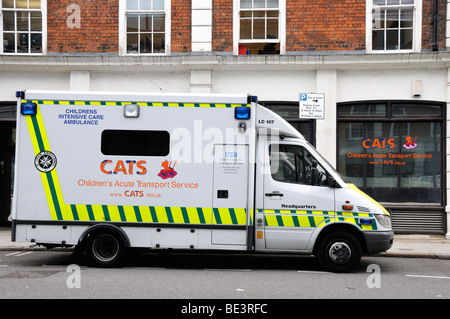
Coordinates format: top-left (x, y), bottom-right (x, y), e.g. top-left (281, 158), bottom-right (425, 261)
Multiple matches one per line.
top-left (1, 227), bottom-right (450, 259)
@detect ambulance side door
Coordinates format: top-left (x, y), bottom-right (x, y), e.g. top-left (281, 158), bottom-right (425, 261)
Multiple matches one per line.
top-left (261, 140), bottom-right (335, 250)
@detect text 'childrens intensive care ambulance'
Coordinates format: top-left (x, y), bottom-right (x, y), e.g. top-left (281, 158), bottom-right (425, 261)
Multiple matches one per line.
top-left (11, 90), bottom-right (393, 272)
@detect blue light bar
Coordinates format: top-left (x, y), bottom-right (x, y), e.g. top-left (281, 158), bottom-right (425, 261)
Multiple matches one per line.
top-left (21, 102), bottom-right (37, 115)
top-left (235, 106), bottom-right (251, 120)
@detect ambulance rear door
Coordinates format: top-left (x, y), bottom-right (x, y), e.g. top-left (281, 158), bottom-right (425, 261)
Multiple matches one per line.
top-left (211, 144), bottom-right (249, 247)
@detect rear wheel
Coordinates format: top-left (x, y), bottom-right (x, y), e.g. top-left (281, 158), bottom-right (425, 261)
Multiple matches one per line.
top-left (85, 231), bottom-right (127, 268)
top-left (317, 231), bottom-right (362, 273)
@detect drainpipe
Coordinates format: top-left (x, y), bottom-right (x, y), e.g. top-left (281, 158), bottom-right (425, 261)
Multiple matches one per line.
top-left (432, 0), bottom-right (439, 51)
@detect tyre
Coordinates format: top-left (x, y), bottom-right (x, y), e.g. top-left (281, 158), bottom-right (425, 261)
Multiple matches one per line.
top-left (85, 230), bottom-right (127, 268)
top-left (317, 231), bottom-right (362, 273)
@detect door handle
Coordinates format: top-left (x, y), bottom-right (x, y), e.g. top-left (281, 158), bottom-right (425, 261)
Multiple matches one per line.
top-left (265, 192), bottom-right (283, 197)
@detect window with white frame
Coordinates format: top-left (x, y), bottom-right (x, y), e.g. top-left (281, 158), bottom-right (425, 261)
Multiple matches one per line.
top-left (367, 0), bottom-right (422, 52)
top-left (125, 0), bottom-right (168, 54)
top-left (236, 0), bottom-right (285, 55)
top-left (1, 0), bottom-right (44, 54)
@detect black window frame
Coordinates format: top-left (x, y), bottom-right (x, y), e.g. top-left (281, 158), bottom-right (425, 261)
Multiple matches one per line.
top-left (101, 129), bottom-right (170, 157)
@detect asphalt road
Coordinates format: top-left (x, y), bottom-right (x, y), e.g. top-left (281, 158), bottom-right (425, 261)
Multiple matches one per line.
top-left (1, 250), bottom-right (449, 303)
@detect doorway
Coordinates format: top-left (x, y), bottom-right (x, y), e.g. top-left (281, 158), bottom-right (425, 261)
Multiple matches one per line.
top-left (0, 102), bottom-right (16, 226)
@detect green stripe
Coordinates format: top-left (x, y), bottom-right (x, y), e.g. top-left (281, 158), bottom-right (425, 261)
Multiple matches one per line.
top-left (102, 205), bottom-right (111, 221)
top-left (118, 206), bottom-right (126, 222)
top-left (70, 204), bottom-right (79, 221)
top-left (86, 205), bottom-right (95, 221)
top-left (197, 207), bottom-right (206, 224)
top-left (181, 207), bottom-right (190, 224)
top-left (149, 206), bottom-right (158, 222)
top-left (165, 206), bottom-right (174, 223)
top-left (213, 208), bottom-right (222, 224)
top-left (133, 206), bottom-right (143, 222)
top-left (30, 115), bottom-right (45, 152)
top-left (290, 210), bottom-right (300, 227)
top-left (307, 211), bottom-right (316, 227)
top-left (275, 214), bottom-right (284, 226)
top-left (229, 208), bottom-right (238, 225)
top-left (43, 161), bottom-right (63, 220)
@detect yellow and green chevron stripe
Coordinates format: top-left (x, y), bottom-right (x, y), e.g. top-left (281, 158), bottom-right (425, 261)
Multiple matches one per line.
top-left (66, 204), bottom-right (250, 226)
top-left (23, 99), bottom-right (249, 108)
top-left (262, 210), bottom-right (377, 230)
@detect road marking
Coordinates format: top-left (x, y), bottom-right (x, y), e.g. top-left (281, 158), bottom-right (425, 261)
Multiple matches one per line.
top-left (15, 251), bottom-right (33, 257)
top-left (406, 274), bottom-right (450, 280)
top-left (297, 270), bottom-right (329, 274)
top-left (5, 252), bottom-right (21, 256)
top-left (5, 251), bottom-right (33, 257)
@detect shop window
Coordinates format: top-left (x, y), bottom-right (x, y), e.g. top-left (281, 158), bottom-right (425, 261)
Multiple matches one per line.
top-left (1, 0), bottom-right (44, 54)
top-left (236, 0), bottom-right (285, 55)
top-left (367, 0), bottom-right (421, 52)
top-left (337, 101), bottom-right (444, 205)
top-left (125, 0), bottom-right (168, 54)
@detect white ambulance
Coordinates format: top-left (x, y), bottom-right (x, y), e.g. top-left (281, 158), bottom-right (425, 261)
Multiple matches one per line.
top-left (11, 90), bottom-right (393, 272)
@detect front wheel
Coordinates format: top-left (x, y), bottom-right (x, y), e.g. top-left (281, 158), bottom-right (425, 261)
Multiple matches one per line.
top-left (85, 231), bottom-right (127, 268)
top-left (317, 232), bottom-right (362, 273)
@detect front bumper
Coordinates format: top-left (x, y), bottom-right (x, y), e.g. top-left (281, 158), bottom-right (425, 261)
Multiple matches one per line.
top-left (363, 230), bottom-right (394, 254)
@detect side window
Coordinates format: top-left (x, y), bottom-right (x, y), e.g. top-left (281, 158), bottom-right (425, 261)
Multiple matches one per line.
top-left (269, 144), bottom-right (328, 186)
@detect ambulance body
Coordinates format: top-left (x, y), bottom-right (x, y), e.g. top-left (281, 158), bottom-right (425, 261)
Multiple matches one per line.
top-left (11, 90), bottom-right (393, 272)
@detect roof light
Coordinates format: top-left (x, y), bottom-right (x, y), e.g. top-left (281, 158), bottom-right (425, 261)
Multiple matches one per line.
top-left (21, 102), bottom-right (37, 115)
top-left (124, 104), bottom-right (140, 118)
top-left (235, 106), bottom-right (251, 120)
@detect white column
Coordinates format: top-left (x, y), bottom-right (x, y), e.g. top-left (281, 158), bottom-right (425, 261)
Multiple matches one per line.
top-left (190, 69), bottom-right (212, 93)
top-left (192, 0), bottom-right (212, 52)
top-left (70, 70), bottom-right (90, 91)
top-left (315, 69), bottom-right (337, 168)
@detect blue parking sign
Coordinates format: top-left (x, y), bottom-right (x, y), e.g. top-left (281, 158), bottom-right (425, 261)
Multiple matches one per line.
top-left (300, 94), bottom-right (307, 101)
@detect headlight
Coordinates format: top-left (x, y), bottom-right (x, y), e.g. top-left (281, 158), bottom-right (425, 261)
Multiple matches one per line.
top-left (374, 214), bottom-right (391, 229)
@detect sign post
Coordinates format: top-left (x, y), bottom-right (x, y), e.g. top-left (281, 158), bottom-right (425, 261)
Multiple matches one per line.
top-left (299, 93), bottom-right (325, 119)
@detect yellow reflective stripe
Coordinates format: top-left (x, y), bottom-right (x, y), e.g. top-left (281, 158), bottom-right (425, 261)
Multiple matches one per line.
top-left (123, 206), bottom-right (137, 222)
top-left (25, 103), bottom-right (69, 221)
top-left (234, 208), bottom-right (247, 225)
top-left (170, 206), bottom-right (184, 223)
top-left (105, 205), bottom-right (122, 222)
top-left (27, 100), bottom-right (250, 108)
top-left (263, 209), bottom-right (377, 230)
top-left (186, 207), bottom-right (201, 224)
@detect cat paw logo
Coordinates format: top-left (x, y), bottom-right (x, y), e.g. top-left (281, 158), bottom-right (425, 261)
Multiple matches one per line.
top-left (403, 136), bottom-right (417, 150)
top-left (158, 160), bottom-right (177, 179)
top-left (35, 151), bottom-right (57, 173)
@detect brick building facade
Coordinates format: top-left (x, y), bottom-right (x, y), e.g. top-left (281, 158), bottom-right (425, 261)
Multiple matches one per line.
top-left (37, 0), bottom-right (447, 54)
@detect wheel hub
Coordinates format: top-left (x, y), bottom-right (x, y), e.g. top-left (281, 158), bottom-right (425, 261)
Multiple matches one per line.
top-left (329, 241), bottom-right (351, 264)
